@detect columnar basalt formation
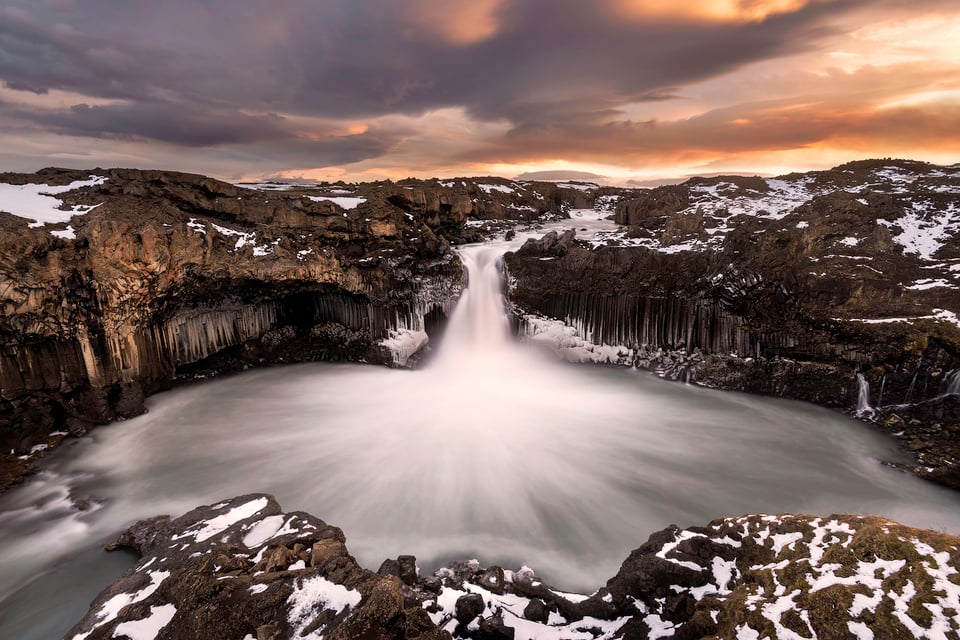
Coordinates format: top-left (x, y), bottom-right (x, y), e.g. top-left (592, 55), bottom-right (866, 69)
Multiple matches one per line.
top-left (3, 160), bottom-right (960, 492)
top-left (69, 495), bottom-right (960, 640)
top-left (0, 169), bottom-right (507, 480)
top-left (506, 160), bottom-right (960, 488)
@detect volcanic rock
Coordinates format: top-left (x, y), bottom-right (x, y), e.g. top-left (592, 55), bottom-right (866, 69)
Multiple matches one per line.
top-left (68, 495), bottom-right (960, 640)
top-left (506, 159), bottom-right (960, 486)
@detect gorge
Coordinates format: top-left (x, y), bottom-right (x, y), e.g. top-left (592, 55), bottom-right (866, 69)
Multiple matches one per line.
top-left (1, 162), bottom-right (960, 639)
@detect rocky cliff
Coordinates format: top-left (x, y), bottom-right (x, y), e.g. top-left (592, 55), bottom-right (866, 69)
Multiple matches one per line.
top-left (0, 170), bottom-right (562, 486)
top-left (4, 160), bottom-right (960, 492)
top-left (69, 494), bottom-right (960, 640)
top-left (505, 160), bottom-right (960, 489)
top-left (0, 168), bottom-right (621, 490)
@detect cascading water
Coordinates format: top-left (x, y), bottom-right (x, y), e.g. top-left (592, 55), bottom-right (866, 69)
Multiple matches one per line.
top-left (432, 245), bottom-right (513, 365)
top-left (2, 219), bottom-right (960, 640)
top-left (855, 373), bottom-right (874, 418)
top-left (945, 369), bottom-right (960, 396)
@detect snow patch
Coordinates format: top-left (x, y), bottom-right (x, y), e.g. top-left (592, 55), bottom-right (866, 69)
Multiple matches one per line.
top-left (111, 604), bottom-right (177, 640)
top-left (307, 196), bottom-right (367, 209)
top-left (0, 176), bottom-right (107, 227)
top-left (174, 497), bottom-right (268, 543)
top-left (478, 183), bottom-right (515, 194)
top-left (287, 575), bottom-right (361, 639)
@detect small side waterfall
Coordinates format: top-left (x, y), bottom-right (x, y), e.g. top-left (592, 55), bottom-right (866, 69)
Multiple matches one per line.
top-left (855, 373), bottom-right (874, 418)
top-left (945, 370), bottom-right (960, 396)
top-left (904, 370), bottom-right (919, 404)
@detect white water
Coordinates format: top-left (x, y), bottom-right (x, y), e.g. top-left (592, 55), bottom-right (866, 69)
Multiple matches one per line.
top-left (2, 215), bottom-right (960, 639)
top-left (855, 373), bottom-right (874, 417)
top-left (945, 369), bottom-right (960, 396)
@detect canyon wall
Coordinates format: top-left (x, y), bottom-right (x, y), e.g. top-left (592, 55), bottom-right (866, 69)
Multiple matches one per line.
top-left (506, 160), bottom-right (960, 488)
top-left (0, 168), bottom-right (489, 459)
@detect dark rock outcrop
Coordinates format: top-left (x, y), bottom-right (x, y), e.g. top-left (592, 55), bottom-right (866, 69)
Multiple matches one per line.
top-left (506, 160), bottom-right (960, 487)
top-left (68, 495), bottom-right (960, 640)
top-left (0, 168), bottom-right (484, 489)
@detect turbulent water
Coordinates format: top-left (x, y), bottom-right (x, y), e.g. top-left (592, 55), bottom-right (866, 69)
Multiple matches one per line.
top-left (3, 217), bottom-right (960, 639)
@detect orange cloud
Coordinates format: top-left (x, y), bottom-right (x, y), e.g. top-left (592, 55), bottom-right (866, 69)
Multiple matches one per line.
top-left (402, 0), bottom-right (506, 44)
top-left (607, 0), bottom-right (825, 23)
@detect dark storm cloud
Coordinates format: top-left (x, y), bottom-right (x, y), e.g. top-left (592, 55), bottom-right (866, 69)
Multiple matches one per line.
top-left (0, 0), bottom-right (867, 143)
top-left (21, 102), bottom-right (288, 146)
top-left (0, 0), bottom-right (957, 175)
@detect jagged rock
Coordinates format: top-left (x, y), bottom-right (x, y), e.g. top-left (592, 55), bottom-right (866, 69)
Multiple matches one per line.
top-left (398, 554), bottom-right (419, 586)
top-left (67, 496), bottom-right (960, 640)
top-left (518, 228), bottom-right (577, 257)
top-left (67, 494), bottom-right (445, 640)
top-left (378, 558), bottom-right (401, 577)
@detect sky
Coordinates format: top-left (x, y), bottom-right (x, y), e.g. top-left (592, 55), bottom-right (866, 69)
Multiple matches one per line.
top-left (0, 0), bottom-right (958, 185)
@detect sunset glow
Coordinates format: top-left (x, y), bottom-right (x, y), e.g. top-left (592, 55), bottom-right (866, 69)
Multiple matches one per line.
top-left (0, 0), bottom-right (956, 183)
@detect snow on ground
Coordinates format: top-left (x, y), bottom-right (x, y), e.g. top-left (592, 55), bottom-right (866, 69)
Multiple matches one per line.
top-left (613, 165), bottom-right (960, 258)
top-left (71, 570), bottom-right (170, 640)
top-left (556, 182), bottom-right (598, 191)
top-left (234, 182), bottom-right (317, 191)
top-left (907, 278), bottom-right (955, 290)
top-left (172, 497), bottom-right (268, 543)
top-left (379, 328), bottom-right (429, 367)
top-left (0, 176), bottom-right (106, 228)
top-left (519, 314), bottom-right (633, 365)
top-left (426, 580), bottom-right (630, 640)
top-left (50, 225), bottom-right (77, 240)
top-left (307, 195), bottom-right (367, 209)
top-left (688, 176), bottom-right (815, 225)
top-left (843, 308), bottom-right (960, 328)
top-left (111, 604), bottom-right (177, 640)
top-left (287, 576), bottom-right (361, 639)
top-left (242, 514), bottom-right (287, 548)
top-left (880, 201), bottom-right (960, 260)
top-left (478, 183), bottom-right (515, 194)
top-left (191, 221), bottom-right (279, 256)
top-left (423, 514), bottom-right (960, 639)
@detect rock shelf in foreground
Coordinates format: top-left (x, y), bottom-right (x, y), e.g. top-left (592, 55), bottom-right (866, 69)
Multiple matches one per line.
top-left (69, 494), bottom-right (960, 640)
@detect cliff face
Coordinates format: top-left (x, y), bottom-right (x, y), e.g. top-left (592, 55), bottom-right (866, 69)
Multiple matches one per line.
top-left (0, 168), bottom-right (490, 468)
top-left (69, 494), bottom-right (960, 640)
top-left (506, 160), bottom-right (960, 488)
top-left (4, 160), bottom-right (960, 490)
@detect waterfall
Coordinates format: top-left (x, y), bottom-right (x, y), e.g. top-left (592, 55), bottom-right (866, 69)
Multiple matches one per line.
top-left (904, 370), bottom-right (919, 404)
top-left (855, 373), bottom-right (874, 418)
top-left (430, 244), bottom-right (513, 369)
top-left (946, 370), bottom-right (960, 396)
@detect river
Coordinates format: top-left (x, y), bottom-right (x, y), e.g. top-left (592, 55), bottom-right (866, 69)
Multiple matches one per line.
top-left (2, 215), bottom-right (960, 639)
